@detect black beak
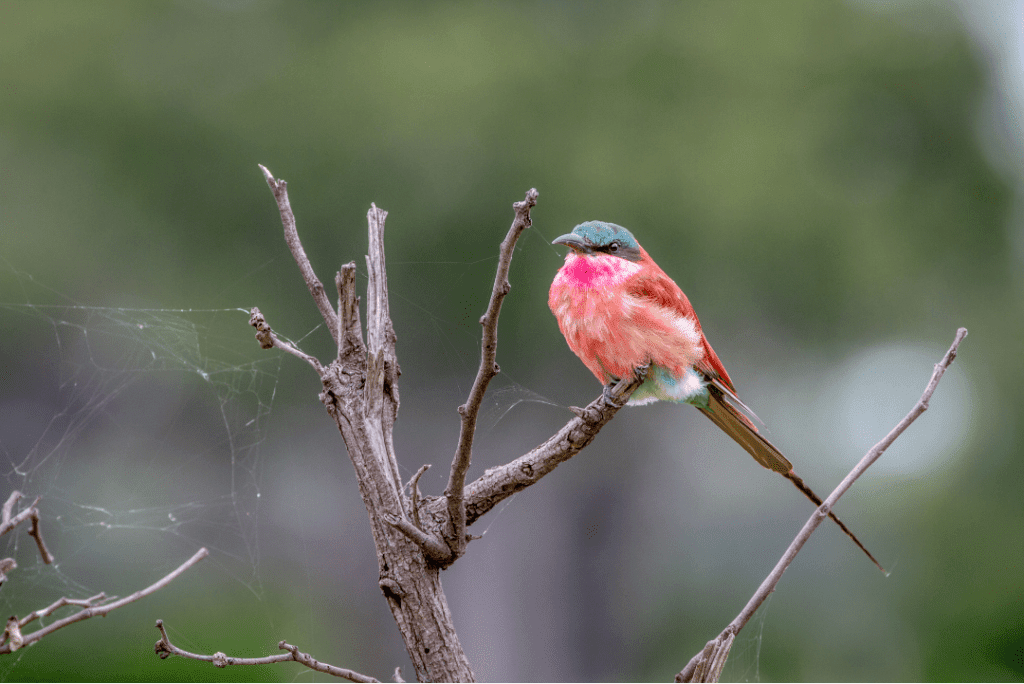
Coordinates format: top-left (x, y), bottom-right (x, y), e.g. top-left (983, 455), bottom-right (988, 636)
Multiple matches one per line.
top-left (552, 233), bottom-right (590, 253)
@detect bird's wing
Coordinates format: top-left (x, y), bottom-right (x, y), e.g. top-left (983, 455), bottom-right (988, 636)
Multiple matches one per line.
top-left (626, 258), bottom-right (736, 392)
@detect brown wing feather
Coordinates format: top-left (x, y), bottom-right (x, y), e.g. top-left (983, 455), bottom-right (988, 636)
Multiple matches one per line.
top-left (627, 248), bottom-right (735, 391)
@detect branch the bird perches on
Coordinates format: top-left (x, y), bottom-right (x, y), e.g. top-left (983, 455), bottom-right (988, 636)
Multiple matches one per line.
top-left (234, 166), bottom-right (967, 682)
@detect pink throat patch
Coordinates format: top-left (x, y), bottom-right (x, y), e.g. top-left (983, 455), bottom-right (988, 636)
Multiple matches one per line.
top-left (557, 253), bottom-right (642, 288)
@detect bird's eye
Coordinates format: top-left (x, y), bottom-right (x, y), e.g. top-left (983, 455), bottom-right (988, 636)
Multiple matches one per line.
top-left (608, 242), bottom-right (619, 253)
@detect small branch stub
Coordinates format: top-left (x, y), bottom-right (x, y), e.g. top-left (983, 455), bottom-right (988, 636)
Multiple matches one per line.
top-left (249, 307), bottom-right (323, 372)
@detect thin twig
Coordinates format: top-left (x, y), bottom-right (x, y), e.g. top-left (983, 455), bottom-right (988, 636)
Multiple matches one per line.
top-left (249, 307), bottom-right (324, 373)
top-left (258, 164), bottom-right (340, 346)
top-left (18, 593), bottom-right (108, 628)
top-left (0, 493), bottom-right (54, 565)
top-left (444, 188), bottom-right (538, 558)
top-left (27, 504), bottom-right (53, 564)
top-left (0, 548), bottom-right (208, 654)
top-left (154, 620), bottom-right (380, 682)
top-left (677, 327), bottom-right (968, 683)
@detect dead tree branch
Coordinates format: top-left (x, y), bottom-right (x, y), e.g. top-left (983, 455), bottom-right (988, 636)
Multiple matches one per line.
top-left (259, 164), bottom-right (340, 346)
top-left (443, 189), bottom-right (538, 559)
top-left (0, 548), bottom-right (208, 654)
top-left (676, 327), bottom-right (969, 683)
top-left (248, 168), bottom-right (674, 681)
top-left (154, 620), bottom-right (380, 682)
top-left (250, 307), bottom-right (324, 372)
top-left (254, 166), bottom-right (476, 681)
top-left (0, 492), bottom-right (54, 566)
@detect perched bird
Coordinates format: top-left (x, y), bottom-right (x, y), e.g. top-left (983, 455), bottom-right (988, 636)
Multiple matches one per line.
top-left (549, 220), bottom-right (882, 571)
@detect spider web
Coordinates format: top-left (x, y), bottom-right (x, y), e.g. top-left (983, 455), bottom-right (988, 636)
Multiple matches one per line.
top-left (2, 229), bottom-right (713, 681)
top-left (0, 247), bottom-right (564, 623)
top-left (0, 265), bottom-right (285, 623)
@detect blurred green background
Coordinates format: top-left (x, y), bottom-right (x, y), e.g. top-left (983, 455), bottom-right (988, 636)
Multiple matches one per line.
top-left (1, 1), bottom-right (1022, 681)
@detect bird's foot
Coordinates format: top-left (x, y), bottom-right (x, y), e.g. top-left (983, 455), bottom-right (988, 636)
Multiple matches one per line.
top-left (602, 364), bottom-right (650, 407)
top-left (633, 363), bottom-right (650, 382)
top-left (602, 382), bottom-right (623, 407)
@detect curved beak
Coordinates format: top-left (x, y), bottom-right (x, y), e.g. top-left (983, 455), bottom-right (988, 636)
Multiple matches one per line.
top-left (552, 233), bottom-right (590, 253)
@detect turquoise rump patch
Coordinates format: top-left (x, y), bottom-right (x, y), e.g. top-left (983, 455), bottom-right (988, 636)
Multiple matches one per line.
top-left (628, 364), bottom-right (709, 407)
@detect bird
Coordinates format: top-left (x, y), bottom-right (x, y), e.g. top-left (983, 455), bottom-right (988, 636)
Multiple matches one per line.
top-left (549, 220), bottom-right (883, 571)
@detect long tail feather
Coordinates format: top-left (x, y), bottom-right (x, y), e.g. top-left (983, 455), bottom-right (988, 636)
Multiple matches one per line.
top-left (698, 386), bottom-right (885, 573)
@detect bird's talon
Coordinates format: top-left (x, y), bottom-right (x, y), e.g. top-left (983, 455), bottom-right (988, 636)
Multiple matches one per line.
top-left (602, 383), bottom-right (626, 408)
top-left (634, 363), bottom-right (650, 381)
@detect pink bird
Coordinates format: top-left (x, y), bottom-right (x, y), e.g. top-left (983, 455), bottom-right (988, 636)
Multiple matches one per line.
top-left (549, 220), bottom-right (882, 571)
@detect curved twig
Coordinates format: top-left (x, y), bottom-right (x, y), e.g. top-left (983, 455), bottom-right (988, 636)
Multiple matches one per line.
top-left (0, 548), bottom-right (208, 654)
top-left (677, 327), bottom-right (968, 683)
top-left (154, 620), bottom-right (379, 682)
top-left (444, 188), bottom-right (538, 558)
top-left (259, 165), bottom-right (340, 346)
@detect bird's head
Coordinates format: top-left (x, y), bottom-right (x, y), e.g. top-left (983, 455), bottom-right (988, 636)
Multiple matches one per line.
top-left (552, 221), bottom-right (643, 262)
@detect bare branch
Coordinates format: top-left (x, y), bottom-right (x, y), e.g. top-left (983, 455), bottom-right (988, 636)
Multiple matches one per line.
top-left (256, 180), bottom-right (474, 680)
top-left (444, 188), bottom-right (538, 557)
top-left (423, 367), bottom-right (646, 528)
top-left (0, 548), bottom-right (208, 654)
top-left (249, 307), bottom-right (324, 373)
top-left (1, 492), bottom-right (20, 523)
top-left (0, 493), bottom-right (54, 565)
top-left (677, 328), bottom-right (968, 683)
top-left (27, 507), bottom-right (53, 565)
top-left (258, 164), bottom-right (340, 346)
top-left (17, 593), bottom-right (108, 628)
top-left (154, 620), bottom-right (380, 682)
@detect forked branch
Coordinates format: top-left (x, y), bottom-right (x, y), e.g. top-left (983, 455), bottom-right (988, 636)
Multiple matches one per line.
top-left (423, 367), bottom-right (648, 528)
top-left (676, 327), bottom-right (969, 683)
top-left (1, 548), bottom-right (208, 654)
top-left (0, 491), bottom-right (53, 566)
